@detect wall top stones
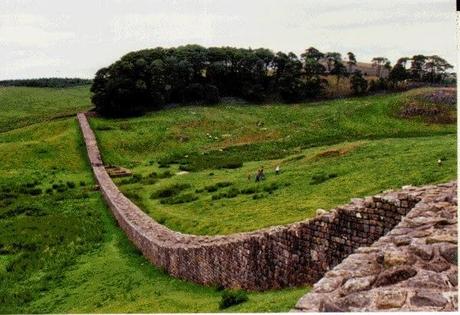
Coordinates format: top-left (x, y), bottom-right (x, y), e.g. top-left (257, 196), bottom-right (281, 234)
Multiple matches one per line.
top-left (294, 181), bottom-right (458, 312)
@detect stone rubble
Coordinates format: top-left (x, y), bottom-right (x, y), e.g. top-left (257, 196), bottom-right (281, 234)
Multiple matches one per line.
top-left (294, 181), bottom-right (457, 312)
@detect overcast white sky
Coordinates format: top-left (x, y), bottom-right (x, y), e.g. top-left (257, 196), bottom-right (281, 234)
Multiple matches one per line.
top-left (0, 0), bottom-right (456, 80)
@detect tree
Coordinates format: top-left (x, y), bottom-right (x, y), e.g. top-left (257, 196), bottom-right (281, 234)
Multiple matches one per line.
top-left (346, 52), bottom-right (357, 73)
top-left (423, 55), bottom-right (453, 83)
top-left (409, 55), bottom-right (427, 81)
top-left (389, 63), bottom-right (408, 84)
top-left (330, 60), bottom-right (348, 88)
top-left (371, 57), bottom-right (389, 78)
top-left (324, 52), bottom-right (342, 73)
top-left (274, 52), bottom-right (306, 102)
top-left (350, 70), bottom-right (368, 95)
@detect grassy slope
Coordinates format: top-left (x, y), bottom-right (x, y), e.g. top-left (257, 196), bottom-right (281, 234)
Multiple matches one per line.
top-left (0, 87), bottom-right (307, 313)
top-left (91, 88), bottom-right (455, 167)
top-left (91, 88), bottom-right (456, 235)
top-left (0, 85), bottom-right (91, 132)
top-left (116, 135), bottom-right (456, 235)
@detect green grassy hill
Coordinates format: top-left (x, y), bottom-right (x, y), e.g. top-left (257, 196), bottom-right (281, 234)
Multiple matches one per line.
top-left (0, 86), bottom-right (456, 313)
top-left (90, 88), bottom-right (457, 235)
top-left (0, 86), bottom-right (91, 132)
top-left (0, 86), bottom-right (307, 313)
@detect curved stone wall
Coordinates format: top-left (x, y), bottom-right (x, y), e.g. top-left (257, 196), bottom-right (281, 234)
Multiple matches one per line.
top-left (294, 182), bottom-right (457, 312)
top-left (77, 112), bottom-right (448, 291)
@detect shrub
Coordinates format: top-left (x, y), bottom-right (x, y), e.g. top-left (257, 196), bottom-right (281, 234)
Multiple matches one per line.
top-left (179, 164), bottom-right (192, 172)
top-left (79, 181), bottom-right (86, 186)
top-left (350, 70), bottom-right (368, 95)
top-left (212, 187), bottom-right (239, 200)
top-left (150, 183), bottom-right (191, 199)
top-left (240, 187), bottom-right (257, 194)
top-left (226, 187), bottom-right (239, 198)
top-left (252, 193), bottom-right (265, 200)
top-left (205, 182), bottom-right (232, 193)
top-left (310, 172), bottom-right (338, 185)
top-left (220, 161), bottom-right (243, 169)
top-left (263, 182), bottom-right (279, 194)
top-left (26, 188), bottom-right (42, 196)
top-left (119, 174), bottom-right (142, 185)
top-left (219, 290), bottom-right (248, 309)
top-left (216, 181), bottom-right (232, 188)
top-left (160, 193), bottom-right (198, 205)
top-left (66, 181), bottom-right (76, 189)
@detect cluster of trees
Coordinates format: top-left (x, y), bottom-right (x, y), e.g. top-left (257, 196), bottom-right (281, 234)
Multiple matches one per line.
top-left (91, 45), bottom-right (454, 117)
top-left (388, 55), bottom-right (454, 85)
top-left (0, 78), bottom-right (92, 88)
top-left (91, 45), bottom-right (354, 116)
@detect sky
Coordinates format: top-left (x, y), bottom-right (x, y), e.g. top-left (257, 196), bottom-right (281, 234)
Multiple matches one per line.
top-left (0, 0), bottom-right (457, 80)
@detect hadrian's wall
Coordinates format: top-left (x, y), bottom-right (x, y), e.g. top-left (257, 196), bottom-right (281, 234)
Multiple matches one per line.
top-left (77, 112), bottom-right (448, 291)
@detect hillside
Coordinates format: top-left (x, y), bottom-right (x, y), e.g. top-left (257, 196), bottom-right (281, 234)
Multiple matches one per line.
top-left (0, 85), bottom-right (456, 312)
top-left (0, 86), bottom-right (91, 132)
top-left (0, 86), bottom-right (307, 313)
top-left (90, 87), bottom-right (457, 235)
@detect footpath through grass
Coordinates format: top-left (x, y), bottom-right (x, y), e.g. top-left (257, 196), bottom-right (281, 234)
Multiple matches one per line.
top-left (0, 86), bottom-right (307, 313)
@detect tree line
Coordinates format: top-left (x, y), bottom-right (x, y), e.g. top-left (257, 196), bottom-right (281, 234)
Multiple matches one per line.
top-left (90, 45), bottom-right (454, 117)
top-left (0, 78), bottom-right (92, 88)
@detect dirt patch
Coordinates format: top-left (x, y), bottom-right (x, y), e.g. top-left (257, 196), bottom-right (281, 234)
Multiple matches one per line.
top-left (315, 143), bottom-right (361, 159)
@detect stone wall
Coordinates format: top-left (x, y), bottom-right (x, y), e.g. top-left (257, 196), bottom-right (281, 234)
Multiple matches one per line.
top-left (77, 112), bottom-right (451, 291)
top-left (294, 182), bottom-right (457, 311)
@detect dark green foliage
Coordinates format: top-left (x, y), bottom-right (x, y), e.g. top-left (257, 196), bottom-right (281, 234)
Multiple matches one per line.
top-left (0, 78), bottom-right (91, 88)
top-left (219, 290), bottom-right (249, 309)
top-left (150, 183), bottom-right (191, 199)
top-left (148, 170), bottom-right (172, 179)
top-left (91, 45), bottom-right (330, 116)
top-left (119, 174), bottom-right (142, 185)
top-left (179, 164), bottom-right (192, 172)
top-left (79, 181), bottom-right (86, 186)
top-left (368, 78), bottom-right (389, 92)
top-left (27, 188), bottom-right (42, 196)
top-left (350, 70), bottom-right (368, 95)
top-left (263, 182), bottom-right (279, 194)
top-left (240, 186), bottom-right (257, 194)
top-left (0, 205), bottom-right (45, 219)
top-left (66, 181), bottom-right (76, 189)
top-left (160, 193), bottom-right (198, 205)
top-left (211, 187), bottom-right (240, 200)
top-left (204, 181), bottom-right (232, 192)
top-left (310, 172), bottom-right (338, 185)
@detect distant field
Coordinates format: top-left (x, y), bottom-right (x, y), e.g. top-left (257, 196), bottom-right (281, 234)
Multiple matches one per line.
top-left (0, 87), bottom-right (308, 313)
top-left (0, 85), bottom-right (91, 132)
top-left (91, 88), bottom-right (457, 235)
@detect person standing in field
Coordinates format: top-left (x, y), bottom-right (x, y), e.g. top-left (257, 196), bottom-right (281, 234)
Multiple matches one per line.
top-left (275, 165), bottom-right (280, 175)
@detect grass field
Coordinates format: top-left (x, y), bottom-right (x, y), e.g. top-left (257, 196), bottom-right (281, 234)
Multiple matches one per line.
top-left (90, 87), bottom-right (457, 235)
top-left (0, 85), bottom-right (456, 313)
top-left (0, 86), bottom-right (308, 313)
top-left (0, 86), bottom-right (91, 132)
